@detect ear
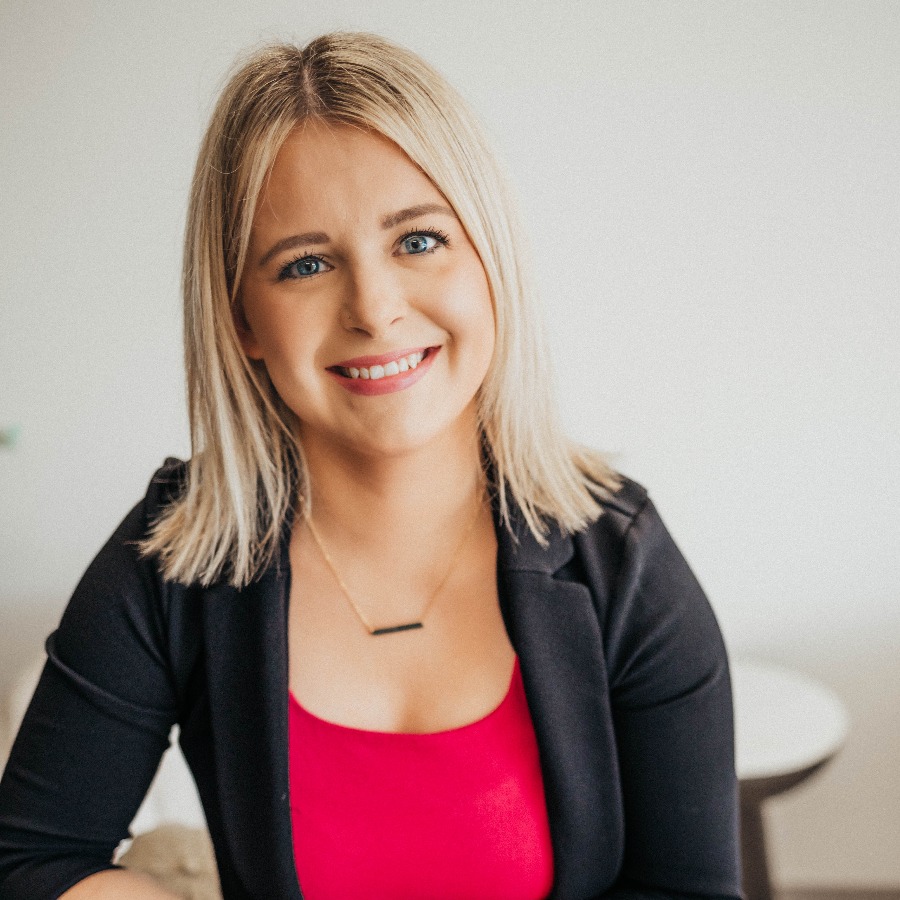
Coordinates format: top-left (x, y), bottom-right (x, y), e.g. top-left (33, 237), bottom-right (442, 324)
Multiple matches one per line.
top-left (232, 299), bottom-right (264, 360)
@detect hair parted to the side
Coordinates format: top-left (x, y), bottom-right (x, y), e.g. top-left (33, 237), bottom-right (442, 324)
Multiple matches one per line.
top-left (140, 31), bottom-right (621, 588)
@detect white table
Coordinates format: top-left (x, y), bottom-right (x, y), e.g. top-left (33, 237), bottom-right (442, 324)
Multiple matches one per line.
top-left (731, 660), bottom-right (849, 900)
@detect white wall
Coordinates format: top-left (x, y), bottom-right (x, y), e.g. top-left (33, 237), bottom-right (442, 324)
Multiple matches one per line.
top-left (1, 0), bottom-right (898, 888)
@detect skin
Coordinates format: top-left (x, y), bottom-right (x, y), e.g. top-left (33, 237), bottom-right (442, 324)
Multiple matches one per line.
top-left (240, 120), bottom-right (516, 733)
top-left (60, 868), bottom-right (181, 898)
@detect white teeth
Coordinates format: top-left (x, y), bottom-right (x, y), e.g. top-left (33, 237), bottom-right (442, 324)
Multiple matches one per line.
top-left (341, 350), bottom-right (427, 380)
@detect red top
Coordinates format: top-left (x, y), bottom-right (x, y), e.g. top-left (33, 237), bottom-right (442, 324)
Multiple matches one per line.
top-left (288, 655), bottom-right (554, 899)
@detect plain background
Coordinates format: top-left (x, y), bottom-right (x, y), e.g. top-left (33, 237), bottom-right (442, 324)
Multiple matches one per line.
top-left (1, 0), bottom-right (897, 889)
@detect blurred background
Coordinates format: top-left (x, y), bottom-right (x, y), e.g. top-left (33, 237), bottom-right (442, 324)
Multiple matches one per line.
top-left (1, 0), bottom-right (897, 893)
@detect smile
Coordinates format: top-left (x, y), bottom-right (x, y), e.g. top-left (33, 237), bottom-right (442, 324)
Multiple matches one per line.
top-left (326, 347), bottom-right (440, 397)
top-left (338, 350), bottom-right (426, 380)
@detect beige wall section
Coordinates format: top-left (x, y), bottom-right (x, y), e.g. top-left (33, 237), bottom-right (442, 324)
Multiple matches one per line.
top-left (1, 0), bottom-right (897, 888)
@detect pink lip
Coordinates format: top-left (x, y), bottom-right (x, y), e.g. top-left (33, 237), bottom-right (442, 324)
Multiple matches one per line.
top-left (331, 346), bottom-right (434, 369)
top-left (326, 346), bottom-right (440, 396)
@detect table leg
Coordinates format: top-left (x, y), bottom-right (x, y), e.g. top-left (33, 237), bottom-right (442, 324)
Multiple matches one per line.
top-left (739, 761), bottom-right (833, 900)
top-left (740, 793), bottom-right (772, 900)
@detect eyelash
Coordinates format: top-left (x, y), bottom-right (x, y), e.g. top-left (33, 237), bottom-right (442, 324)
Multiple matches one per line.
top-left (277, 253), bottom-right (328, 282)
top-left (397, 226), bottom-right (452, 252)
top-left (276, 226), bottom-right (452, 282)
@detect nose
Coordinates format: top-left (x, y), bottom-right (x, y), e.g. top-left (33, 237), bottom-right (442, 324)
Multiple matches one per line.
top-left (341, 260), bottom-right (407, 338)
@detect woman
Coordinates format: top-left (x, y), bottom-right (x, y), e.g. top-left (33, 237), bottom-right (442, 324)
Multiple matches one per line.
top-left (0, 32), bottom-right (741, 899)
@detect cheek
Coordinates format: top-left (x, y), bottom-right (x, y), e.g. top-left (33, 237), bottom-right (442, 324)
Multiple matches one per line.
top-left (240, 311), bottom-right (323, 405)
top-left (439, 279), bottom-right (495, 399)
top-left (443, 261), bottom-right (494, 332)
top-left (463, 273), bottom-right (496, 363)
top-left (242, 295), bottom-right (316, 366)
top-left (471, 302), bottom-right (496, 371)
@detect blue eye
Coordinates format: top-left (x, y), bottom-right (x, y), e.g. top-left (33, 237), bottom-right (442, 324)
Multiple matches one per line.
top-left (398, 228), bottom-right (450, 256)
top-left (279, 255), bottom-right (331, 280)
top-left (402, 234), bottom-right (438, 254)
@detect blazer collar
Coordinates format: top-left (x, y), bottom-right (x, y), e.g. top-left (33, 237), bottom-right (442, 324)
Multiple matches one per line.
top-left (201, 497), bottom-right (621, 899)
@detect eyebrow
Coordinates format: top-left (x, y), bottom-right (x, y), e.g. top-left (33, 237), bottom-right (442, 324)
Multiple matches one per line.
top-left (380, 203), bottom-right (455, 229)
top-left (257, 231), bottom-right (330, 269)
top-left (257, 203), bottom-right (456, 268)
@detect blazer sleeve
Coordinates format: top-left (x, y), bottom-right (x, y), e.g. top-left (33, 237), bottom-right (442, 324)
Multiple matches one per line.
top-left (598, 495), bottom-right (742, 899)
top-left (0, 482), bottom-right (179, 899)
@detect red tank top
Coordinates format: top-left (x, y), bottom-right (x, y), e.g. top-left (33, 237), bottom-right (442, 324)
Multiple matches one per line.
top-left (288, 655), bottom-right (554, 899)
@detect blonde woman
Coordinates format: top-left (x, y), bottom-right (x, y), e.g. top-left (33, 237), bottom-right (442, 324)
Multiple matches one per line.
top-left (0, 33), bottom-right (741, 900)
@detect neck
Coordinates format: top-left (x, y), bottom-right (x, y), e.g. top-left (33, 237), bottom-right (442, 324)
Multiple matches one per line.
top-left (298, 427), bottom-right (488, 551)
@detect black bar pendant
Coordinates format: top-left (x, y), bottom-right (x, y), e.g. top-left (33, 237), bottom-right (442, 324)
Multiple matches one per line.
top-left (371, 622), bottom-right (424, 636)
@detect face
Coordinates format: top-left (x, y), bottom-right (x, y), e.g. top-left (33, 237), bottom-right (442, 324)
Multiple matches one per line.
top-left (237, 121), bottom-right (495, 463)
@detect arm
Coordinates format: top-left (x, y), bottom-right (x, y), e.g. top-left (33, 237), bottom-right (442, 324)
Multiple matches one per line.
top-left (60, 869), bottom-right (181, 899)
top-left (585, 495), bottom-right (742, 898)
top-left (0, 487), bottom-right (181, 899)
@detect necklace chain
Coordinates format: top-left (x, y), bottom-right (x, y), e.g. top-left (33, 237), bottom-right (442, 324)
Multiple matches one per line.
top-left (305, 488), bottom-right (485, 636)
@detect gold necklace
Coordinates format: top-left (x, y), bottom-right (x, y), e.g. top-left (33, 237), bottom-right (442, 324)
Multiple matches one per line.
top-left (305, 489), bottom-right (485, 636)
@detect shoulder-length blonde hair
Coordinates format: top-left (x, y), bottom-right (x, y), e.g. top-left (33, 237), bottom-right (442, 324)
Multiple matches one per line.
top-left (142, 31), bottom-right (620, 588)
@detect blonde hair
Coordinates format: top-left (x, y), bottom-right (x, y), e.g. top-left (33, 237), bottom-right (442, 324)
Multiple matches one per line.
top-left (142, 32), bottom-right (620, 588)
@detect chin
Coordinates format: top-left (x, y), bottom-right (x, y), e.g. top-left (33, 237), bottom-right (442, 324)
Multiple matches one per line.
top-left (353, 414), bottom-right (465, 461)
top-left (354, 428), bottom-right (439, 460)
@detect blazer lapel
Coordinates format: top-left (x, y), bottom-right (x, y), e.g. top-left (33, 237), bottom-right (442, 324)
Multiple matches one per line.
top-left (202, 531), bottom-right (303, 899)
top-left (495, 504), bottom-right (624, 899)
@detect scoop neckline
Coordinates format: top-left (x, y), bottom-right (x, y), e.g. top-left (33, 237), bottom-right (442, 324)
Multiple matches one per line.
top-left (289, 655), bottom-right (520, 737)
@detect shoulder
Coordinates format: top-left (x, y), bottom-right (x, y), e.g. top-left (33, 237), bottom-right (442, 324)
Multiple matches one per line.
top-left (49, 461), bottom-right (200, 719)
top-left (144, 456), bottom-right (190, 519)
top-left (569, 473), bottom-right (651, 574)
top-left (589, 473), bottom-right (650, 534)
top-left (572, 475), bottom-right (728, 705)
top-left (71, 457), bottom-right (189, 599)
top-left (573, 472), bottom-right (701, 608)
top-left (64, 458), bottom-right (195, 627)
top-left (93, 457), bottom-right (190, 554)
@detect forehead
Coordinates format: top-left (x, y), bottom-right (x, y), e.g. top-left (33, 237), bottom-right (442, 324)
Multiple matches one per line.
top-left (254, 120), bottom-right (446, 229)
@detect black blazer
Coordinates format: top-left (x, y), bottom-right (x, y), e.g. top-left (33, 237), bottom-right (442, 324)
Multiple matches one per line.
top-left (0, 460), bottom-right (742, 899)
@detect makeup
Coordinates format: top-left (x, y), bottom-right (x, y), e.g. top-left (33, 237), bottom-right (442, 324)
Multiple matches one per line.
top-left (327, 346), bottom-right (441, 396)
